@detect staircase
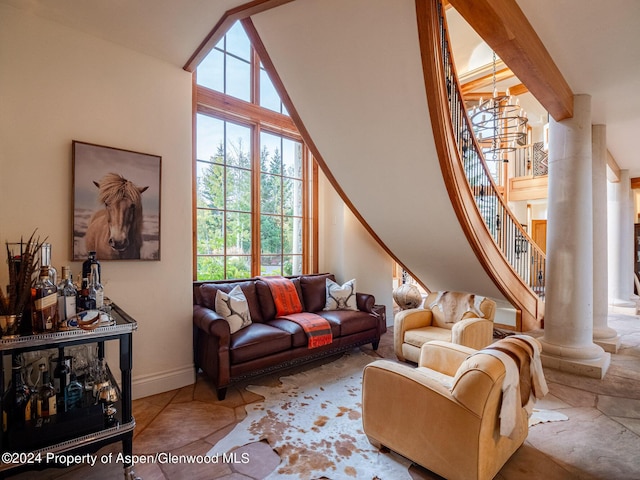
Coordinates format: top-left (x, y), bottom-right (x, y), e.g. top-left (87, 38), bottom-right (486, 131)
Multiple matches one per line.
top-left (416, 0), bottom-right (545, 329)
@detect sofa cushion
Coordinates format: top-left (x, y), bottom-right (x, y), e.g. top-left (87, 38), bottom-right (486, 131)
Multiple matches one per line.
top-left (199, 281), bottom-right (264, 323)
top-left (215, 285), bottom-right (252, 334)
top-left (267, 318), bottom-right (308, 348)
top-left (324, 278), bottom-right (357, 311)
top-left (404, 326), bottom-right (452, 347)
top-left (230, 323), bottom-right (292, 364)
top-left (300, 273), bottom-right (335, 313)
top-left (316, 310), bottom-right (377, 337)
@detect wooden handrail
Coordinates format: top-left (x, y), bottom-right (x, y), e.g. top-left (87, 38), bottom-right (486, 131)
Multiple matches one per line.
top-left (417, 0), bottom-right (544, 330)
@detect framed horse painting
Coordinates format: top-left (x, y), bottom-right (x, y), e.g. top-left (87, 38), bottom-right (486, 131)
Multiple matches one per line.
top-left (72, 141), bottom-right (161, 261)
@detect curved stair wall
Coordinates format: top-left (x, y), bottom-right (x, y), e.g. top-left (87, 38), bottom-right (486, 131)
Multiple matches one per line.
top-left (249, 0), bottom-right (543, 330)
top-left (417, 0), bottom-right (544, 330)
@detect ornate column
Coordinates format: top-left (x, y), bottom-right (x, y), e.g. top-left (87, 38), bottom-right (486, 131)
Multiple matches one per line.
top-left (592, 125), bottom-right (619, 352)
top-left (540, 95), bottom-right (610, 378)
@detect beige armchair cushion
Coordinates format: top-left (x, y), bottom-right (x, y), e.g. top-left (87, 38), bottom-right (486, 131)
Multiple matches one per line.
top-left (394, 291), bottom-right (496, 362)
top-left (362, 338), bottom-right (544, 480)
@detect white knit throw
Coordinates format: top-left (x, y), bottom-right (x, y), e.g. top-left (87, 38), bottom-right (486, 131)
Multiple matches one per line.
top-left (472, 348), bottom-right (520, 438)
top-left (511, 335), bottom-right (549, 412)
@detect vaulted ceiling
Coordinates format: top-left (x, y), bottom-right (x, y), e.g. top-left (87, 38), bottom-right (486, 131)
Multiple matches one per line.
top-left (2, 0), bottom-right (638, 176)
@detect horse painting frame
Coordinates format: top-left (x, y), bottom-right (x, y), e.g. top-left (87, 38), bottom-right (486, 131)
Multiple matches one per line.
top-left (72, 141), bottom-right (161, 262)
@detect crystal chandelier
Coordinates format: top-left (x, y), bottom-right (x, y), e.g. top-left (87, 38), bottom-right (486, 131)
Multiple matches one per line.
top-left (470, 52), bottom-right (528, 162)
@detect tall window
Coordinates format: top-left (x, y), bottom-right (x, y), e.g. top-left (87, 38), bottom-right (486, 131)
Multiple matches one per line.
top-left (195, 22), bottom-right (308, 280)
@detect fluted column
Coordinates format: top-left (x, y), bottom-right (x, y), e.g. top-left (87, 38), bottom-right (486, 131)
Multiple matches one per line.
top-left (540, 95), bottom-right (610, 378)
top-left (592, 125), bottom-right (619, 353)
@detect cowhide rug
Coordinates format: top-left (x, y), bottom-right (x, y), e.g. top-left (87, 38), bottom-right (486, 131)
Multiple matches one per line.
top-left (207, 351), bottom-right (412, 480)
top-left (207, 351), bottom-right (567, 479)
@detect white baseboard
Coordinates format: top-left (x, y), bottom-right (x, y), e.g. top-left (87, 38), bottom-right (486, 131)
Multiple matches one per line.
top-left (132, 364), bottom-right (195, 400)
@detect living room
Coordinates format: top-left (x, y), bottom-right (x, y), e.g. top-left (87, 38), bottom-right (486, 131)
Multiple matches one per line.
top-left (2, 1), bottom-right (640, 479)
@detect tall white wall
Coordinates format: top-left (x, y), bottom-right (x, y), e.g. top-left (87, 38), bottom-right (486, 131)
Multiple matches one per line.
top-left (318, 175), bottom-right (394, 326)
top-left (0, 4), bottom-right (396, 398)
top-left (0, 4), bottom-right (194, 399)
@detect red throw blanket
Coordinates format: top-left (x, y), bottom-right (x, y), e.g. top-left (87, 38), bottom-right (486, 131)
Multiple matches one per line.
top-left (259, 275), bottom-right (303, 316)
top-left (260, 276), bottom-right (333, 348)
top-left (281, 312), bottom-right (333, 349)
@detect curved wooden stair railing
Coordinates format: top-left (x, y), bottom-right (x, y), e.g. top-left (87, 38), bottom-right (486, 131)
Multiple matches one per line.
top-left (416, 0), bottom-right (545, 331)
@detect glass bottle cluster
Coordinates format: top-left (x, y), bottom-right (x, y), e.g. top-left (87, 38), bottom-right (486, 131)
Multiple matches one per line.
top-left (31, 250), bottom-right (105, 334)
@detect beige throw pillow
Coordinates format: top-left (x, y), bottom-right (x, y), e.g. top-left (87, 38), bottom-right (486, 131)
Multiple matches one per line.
top-left (215, 285), bottom-right (252, 334)
top-left (324, 278), bottom-right (357, 311)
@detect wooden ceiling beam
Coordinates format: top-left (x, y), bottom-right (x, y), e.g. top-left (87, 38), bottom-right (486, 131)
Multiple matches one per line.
top-left (464, 83), bottom-right (528, 101)
top-left (607, 150), bottom-right (621, 183)
top-left (459, 67), bottom-right (514, 94)
top-left (447, 0), bottom-right (573, 121)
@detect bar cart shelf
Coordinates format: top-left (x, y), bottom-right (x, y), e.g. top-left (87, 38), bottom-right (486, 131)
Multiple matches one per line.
top-left (0, 303), bottom-right (137, 479)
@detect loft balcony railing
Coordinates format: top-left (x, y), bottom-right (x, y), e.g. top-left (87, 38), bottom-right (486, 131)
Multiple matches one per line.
top-left (435, 0), bottom-right (546, 299)
top-left (512, 143), bottom-right (549, 178)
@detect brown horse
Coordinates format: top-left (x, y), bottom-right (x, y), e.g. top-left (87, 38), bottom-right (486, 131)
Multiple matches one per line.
top-left (84, 173), bottom-right (148, 260)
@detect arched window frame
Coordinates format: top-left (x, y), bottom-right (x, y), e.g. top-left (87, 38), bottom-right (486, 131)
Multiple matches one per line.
top-left (193, 21), bottom-right (316, 280)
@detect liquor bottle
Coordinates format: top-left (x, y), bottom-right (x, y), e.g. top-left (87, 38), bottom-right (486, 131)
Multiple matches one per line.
top-left (18, 365), bottom-right (32, 423)
top-left (77, 282), bottom-right (96, 312)
top-left (57, 266), bottom-right (77, 322)
top-left (82, 251), bottom-right (101, 289)
top-left (53, 348), bottom-right (70, 400)
top-left (2, 364), bottom-right (30, 432)
top-left (32, 266), bottom-right (59, 334)
top-left (37, 370), bottom-right (57, 418)
top-left (88, 263), bottom-right (104, 309)
top-left (65, 373), bottom-right (84, 411)
top-left (26, 364), bottom-right (45, 422)
top-left (40, 243), bottom-right (58, 286)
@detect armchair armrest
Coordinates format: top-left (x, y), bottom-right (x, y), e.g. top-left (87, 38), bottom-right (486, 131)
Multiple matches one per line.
top-left (393, 308), bottom-right (433, 362)
top-left (362, 360), bottom-right (483, 462)
top-left (418, 341), bottom-right (477, 376)
top-left (451, 317), bottom-right (494, 350)
top-left (364, 359), bottom-right (454, 398)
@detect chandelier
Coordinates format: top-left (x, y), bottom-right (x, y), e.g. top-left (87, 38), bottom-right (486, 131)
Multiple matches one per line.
top-left (470, 52), bottom-right (528, 162)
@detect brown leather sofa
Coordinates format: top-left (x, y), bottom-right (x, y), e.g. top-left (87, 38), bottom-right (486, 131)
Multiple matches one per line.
top-left (193, 273), bottom-right (386, 399)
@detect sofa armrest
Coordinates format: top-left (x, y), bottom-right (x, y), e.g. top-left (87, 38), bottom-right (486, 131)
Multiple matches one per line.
top-left (356, 292), bottom-right (375, 312)
top-left (393, 308), bottom-right (433, 362)
top-left (451, 318), bottom-right (494, 350)
top-left (418, 341), bottom-right (477, 376)
top-left (193, 305), bottom-right (232, 396)
top-left (193, 305), bottom-right (231, 346)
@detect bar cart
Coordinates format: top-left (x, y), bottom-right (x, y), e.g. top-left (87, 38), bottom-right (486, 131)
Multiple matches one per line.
top-left (0, 303), bottom-right (138, 479)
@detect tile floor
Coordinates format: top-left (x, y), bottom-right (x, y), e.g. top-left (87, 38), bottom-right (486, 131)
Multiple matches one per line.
top-left (6, 307), bottom-right (640, 479)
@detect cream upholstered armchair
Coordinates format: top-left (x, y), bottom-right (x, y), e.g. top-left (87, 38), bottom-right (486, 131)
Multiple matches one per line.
top-left (394, 290), bottom-right (496, 363)
top-left (362, 337), bottom-right (547, 480)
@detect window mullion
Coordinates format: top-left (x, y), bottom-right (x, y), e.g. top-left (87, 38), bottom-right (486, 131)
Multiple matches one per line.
top-left (223, 122), bottom-right (228, 279)
top-left (252, 48), bottom-right (260, 107)
top-left (280, 136), bottom-right (285, 273)
top-left (251, 124), bottom-right (261, 276)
